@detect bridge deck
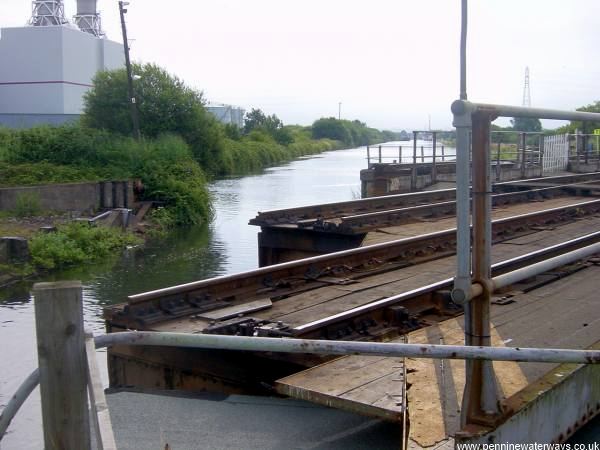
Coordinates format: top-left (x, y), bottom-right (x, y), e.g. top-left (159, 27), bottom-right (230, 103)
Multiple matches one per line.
top-left (276, 264), bottom-right (600, 447)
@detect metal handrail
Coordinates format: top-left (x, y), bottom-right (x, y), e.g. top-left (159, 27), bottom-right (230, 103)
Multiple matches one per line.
top-left (4, 326), bottom-right (600, 442)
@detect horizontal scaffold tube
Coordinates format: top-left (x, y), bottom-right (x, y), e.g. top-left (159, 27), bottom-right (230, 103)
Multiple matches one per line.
top-left (493, 241), bottom-right (600, 291)
top-left (3, 331), bottom-right (600, 441)
top-left (94, 331), bottom-right (600, 364)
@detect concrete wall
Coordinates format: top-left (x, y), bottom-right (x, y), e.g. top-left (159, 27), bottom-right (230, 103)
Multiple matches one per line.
top-left (0, 25), bottom-right (123, 125)
top-left (0, 181), bottom-right (134, 214)
top-left (360, 162), bottom-right (545, 197)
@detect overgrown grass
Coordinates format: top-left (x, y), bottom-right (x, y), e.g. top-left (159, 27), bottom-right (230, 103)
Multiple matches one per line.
top-left (217, 129), bottom-right (340, 175)
top-left (29, 222), bottom-right (141, 270)
top-left (0, 123), bottom-right (342, 228)
top-left (0, 126), bottom-right (212, 228)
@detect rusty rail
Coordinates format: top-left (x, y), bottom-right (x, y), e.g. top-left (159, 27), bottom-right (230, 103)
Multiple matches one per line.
top-left (105, 199), bottom-right (600, 329)
top-left (249, 172), bottom-right (600, 227)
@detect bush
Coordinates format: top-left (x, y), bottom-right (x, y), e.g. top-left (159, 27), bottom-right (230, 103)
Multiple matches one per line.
top-left (83, 63), bottom-right (226, 174)
top-left (29, 222), bottom-right (141, 270)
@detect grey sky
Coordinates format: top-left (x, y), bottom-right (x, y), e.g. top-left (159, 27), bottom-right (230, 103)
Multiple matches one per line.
top-left (2, 0), bottom-right (599, 130)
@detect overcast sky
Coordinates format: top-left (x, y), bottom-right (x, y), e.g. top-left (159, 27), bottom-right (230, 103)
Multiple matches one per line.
top-left (2, 0), bottom-right (599, 130)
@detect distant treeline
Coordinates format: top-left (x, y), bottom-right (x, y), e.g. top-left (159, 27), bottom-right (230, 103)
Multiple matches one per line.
top-left (0, 63), bottom-right (397, 228)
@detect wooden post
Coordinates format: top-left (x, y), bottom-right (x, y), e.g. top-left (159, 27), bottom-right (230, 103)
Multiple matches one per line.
top-left (34, 281), bottom-right (90, 450)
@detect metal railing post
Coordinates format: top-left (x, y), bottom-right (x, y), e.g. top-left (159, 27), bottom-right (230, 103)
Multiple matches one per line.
top-left (412, 131), bottom-right (418, 165)
top-left (378, 145), bottom-right (382, 163)
top-left (538, 134), bottom-right (543, 175)
top-left (462, 112), bottom-right (502, 426)
top-left (597, 134), bottom-right (600, 171)
top-left (450, 100), bottom-right (472, 304)
top-left (432, 132), bottom-right (437, 183)
top-left (520, 132), bottom-right (526, 178)
top-left (412, 131), bottom-right (418, 190)
top-left (575, 129), bottom-right (580, 172)
top-left (366, 146), bottom-right (370, 167)
top-left (399, 146), bottom-right (402, 164)
top-left (495, 139), bottom-right (501, 181)
top-left (441, 145), bottom-right (445, 161)
top-left (34, 281), bottom-right (90, 450)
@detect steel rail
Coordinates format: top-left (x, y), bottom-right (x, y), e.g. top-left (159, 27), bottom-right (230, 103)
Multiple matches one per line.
top-left (294, 230), bottom-right (600, 333)
top-left (107, 199), bottom-right (600, 332)
top-left (249, 173), bottom-right (600, 227)
top-left (337, 181), bottom-right (600, 233)
top-left (122, 198), bottom-right (600, 309)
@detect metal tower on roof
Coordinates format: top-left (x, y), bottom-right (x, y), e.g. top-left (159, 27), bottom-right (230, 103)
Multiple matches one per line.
top-left (29, 0), bottom-right (68, 26)
top-left (74, 0), bottom-right (104, 37)
top-left (522, 66), bottom-right (531, 107)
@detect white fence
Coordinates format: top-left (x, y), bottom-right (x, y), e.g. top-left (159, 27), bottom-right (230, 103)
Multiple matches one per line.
top-left (542, 134), bottom-right (569, 174)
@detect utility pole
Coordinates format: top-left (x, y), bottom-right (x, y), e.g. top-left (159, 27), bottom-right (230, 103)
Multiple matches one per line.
top-left (338, 102), bottom-right (341, 120)
top-left (119, 1), bottom-right (141, 140)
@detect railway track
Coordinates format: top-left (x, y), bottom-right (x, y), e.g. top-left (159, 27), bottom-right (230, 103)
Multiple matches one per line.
top-left (249, 172), bottom-right (600, 228)
top-left (106, 198), bottom-right (600, 331)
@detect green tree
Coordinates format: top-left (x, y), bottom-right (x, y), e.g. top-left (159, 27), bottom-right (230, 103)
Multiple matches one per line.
top-left (243, 108), bottom-right (292, 144)
top-left (82, 63), bottom-right (224, 172)
top-left (510, 117), bottom-right (542, 132)
top-left (312, 118), bottom-right (353, 145)
top-left (557, 100), bottom-right (600, 134)
top-left (244, 108), bottom-right (283, 133)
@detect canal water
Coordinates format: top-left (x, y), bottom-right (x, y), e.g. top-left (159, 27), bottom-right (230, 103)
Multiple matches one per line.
top-left (0, 142), bottom-right (596, 448)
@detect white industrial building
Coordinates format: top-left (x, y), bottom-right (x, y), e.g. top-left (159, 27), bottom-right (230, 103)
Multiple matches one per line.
top-left (206, 104), bottom-right (245, 128)
top-left (0, 0), bottom-right (124, 128)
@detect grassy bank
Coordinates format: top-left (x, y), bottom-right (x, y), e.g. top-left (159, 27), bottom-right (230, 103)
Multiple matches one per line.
top-left (0, 64), bottom-right (399, 235)
top-left (0, 220), bottom-right (141, 285)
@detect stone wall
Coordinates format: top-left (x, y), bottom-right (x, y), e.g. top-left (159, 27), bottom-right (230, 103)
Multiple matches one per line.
top-left (0, 181), bottom-right (134, 214)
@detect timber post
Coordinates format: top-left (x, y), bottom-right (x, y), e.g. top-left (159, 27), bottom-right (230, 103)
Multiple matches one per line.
top-left (34, 281), bottom-right (90, 450)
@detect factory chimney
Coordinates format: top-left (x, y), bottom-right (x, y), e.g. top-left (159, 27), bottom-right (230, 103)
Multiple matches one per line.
top-left (30, 0), bottom-right (68, 26)
top-left (74, 0), bottom-right (104, 37)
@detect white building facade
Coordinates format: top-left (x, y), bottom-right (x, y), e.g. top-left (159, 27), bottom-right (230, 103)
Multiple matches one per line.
top-left (0, 25), bottom-right (123, 128)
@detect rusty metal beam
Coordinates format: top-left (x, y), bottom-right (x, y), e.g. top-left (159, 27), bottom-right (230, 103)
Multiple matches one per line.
top-left (462, 112), bottom-right (502, 425)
